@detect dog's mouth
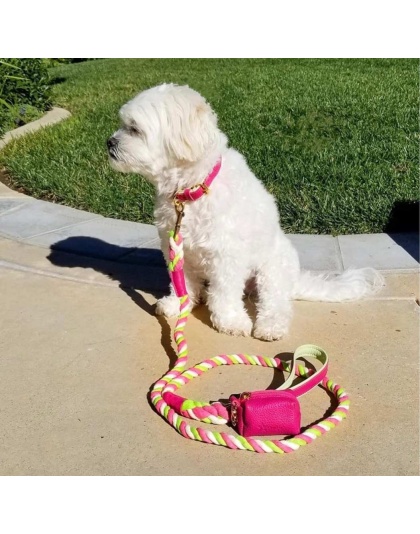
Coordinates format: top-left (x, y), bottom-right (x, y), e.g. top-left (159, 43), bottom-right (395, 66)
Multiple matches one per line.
top-left (107, 147), bottom-right (117, 159)
top-left (107, 137), bottom-right (120, 161)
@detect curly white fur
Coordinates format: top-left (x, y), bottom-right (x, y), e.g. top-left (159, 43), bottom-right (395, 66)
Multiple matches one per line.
top-left (108, 83), bottom-right (384, 340)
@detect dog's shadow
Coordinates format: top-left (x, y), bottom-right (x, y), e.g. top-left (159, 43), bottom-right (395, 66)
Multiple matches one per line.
top-left (47, 236), bottom-right (337, 421)
top-left (47, 236), bottom-right (216, 367)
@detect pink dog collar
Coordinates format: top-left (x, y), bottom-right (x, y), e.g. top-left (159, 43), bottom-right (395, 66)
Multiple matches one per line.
top-left (174, 158), bottom-right (222, 203)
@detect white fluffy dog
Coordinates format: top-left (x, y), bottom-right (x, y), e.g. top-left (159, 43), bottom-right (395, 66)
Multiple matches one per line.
top-left (108, 83), bottom-right (384, 340)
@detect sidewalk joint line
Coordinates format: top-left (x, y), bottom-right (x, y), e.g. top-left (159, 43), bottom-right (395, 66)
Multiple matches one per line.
top-left (115, 238), bottom-right (160, 261)
top-left (20, 215), bottom-right (104, 240)
top-left (335, 236), bottom-right (345, 272)
top-left (0, 259), bottom-right (121, 288)
top-left (0, 201), bottom-right (32, 219)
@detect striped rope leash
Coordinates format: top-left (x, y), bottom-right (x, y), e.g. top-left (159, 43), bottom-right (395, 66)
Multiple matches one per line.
top-left (150, 230), bottom-right (350, 454)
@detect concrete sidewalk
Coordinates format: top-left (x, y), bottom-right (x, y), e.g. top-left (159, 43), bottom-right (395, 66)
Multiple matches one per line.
top-left (0, 183), bottom-right (419, 475)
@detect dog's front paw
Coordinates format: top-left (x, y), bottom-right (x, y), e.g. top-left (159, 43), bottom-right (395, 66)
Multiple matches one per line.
top-left (156, 295), bottom-right (182, 317)
top-left (211, 312), bottom-right (252, 337)
top-left (253, 317), bottom-right (290, 341)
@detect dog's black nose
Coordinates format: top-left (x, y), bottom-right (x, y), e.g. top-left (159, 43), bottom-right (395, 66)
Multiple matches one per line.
top-left (107, 137), bottom-right (117, 150)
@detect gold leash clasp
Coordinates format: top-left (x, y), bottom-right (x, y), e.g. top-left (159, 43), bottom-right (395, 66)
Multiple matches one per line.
top-left (173, 198), bottom-right (185, 237)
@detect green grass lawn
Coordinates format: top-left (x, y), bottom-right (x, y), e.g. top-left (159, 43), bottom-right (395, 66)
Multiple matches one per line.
top-left (0, 58), bottom-right (418, 234)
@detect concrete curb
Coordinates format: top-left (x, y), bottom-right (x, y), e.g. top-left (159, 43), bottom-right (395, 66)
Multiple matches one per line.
top-left (0, 107), bottom-right (71, 150)
top-left (0, 189), bottom-right (418, 272)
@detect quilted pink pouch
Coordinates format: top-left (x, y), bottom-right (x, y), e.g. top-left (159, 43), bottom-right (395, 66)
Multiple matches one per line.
top-left (229, 390), bottom-right (301, 437)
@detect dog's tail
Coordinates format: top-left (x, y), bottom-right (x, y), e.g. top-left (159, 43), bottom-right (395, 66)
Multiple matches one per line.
top-left (292, 268), bottom-right (385, 302)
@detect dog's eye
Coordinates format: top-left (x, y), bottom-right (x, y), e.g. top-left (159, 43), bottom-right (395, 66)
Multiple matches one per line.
top-left (129, 125), bottom-right (141, 136)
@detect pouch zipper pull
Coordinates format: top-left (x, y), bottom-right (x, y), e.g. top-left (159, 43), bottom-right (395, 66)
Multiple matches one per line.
top-left (231, 400), bottom-right (239, 426)
top-left (231, 392), bottom-right (251, 427)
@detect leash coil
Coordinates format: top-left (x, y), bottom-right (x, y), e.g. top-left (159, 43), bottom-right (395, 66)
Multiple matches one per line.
top-left (150, 231), bottom-right (350, 454)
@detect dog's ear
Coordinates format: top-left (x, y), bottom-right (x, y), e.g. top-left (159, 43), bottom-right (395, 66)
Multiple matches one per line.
top-left (164, 92), bottom-right (219, 162)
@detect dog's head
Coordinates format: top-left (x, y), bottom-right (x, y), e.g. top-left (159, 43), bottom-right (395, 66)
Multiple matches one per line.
top-left (107, 83), bottom-right (224, 181)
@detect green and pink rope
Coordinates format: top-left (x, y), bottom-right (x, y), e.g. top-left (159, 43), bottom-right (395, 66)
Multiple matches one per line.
top-left (150, 231), bottom-right (350, 454)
